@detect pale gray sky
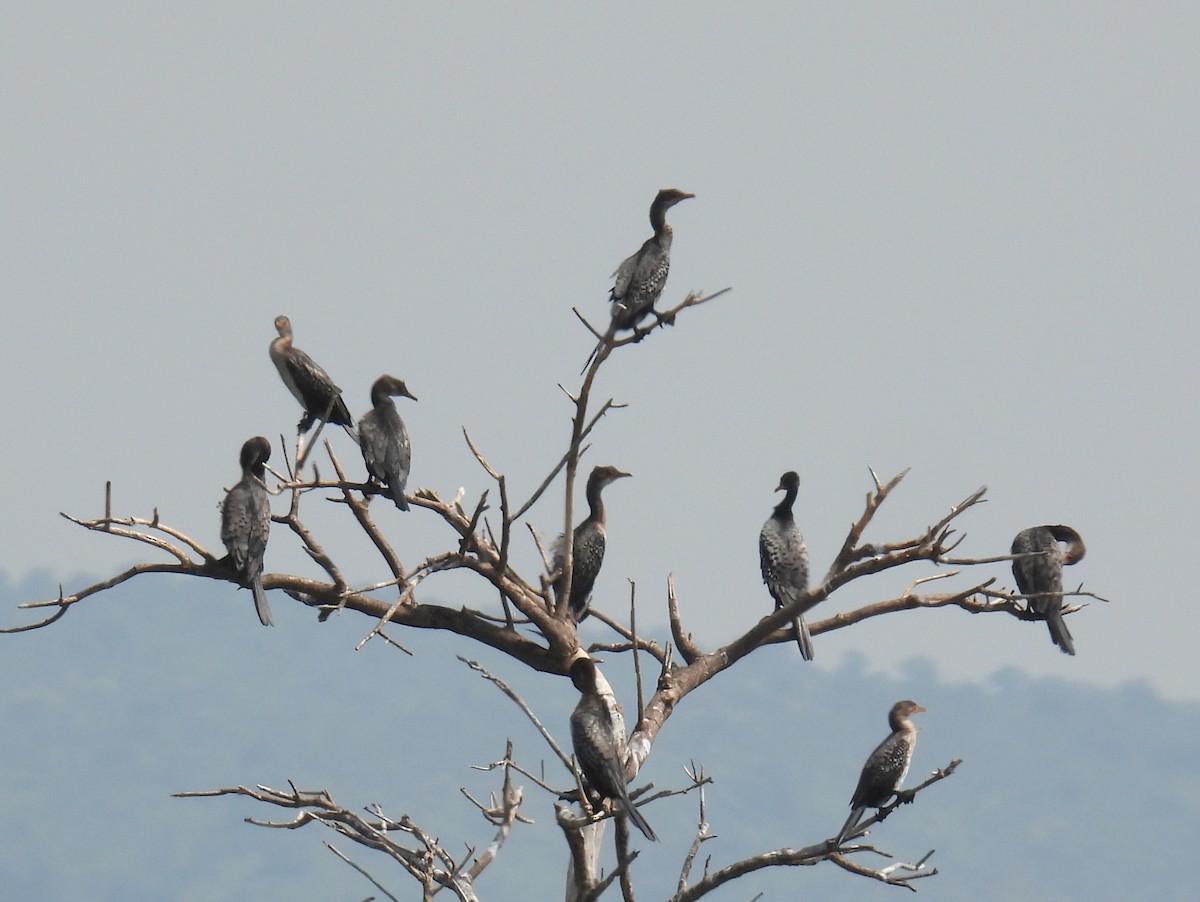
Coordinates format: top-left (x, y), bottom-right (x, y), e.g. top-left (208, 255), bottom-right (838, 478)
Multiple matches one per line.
top-left (3, 3), bottom-right (1197, 703)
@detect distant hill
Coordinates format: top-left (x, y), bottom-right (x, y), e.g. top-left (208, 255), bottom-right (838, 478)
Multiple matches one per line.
top-left (2, 572), bottom-right (1196, 900)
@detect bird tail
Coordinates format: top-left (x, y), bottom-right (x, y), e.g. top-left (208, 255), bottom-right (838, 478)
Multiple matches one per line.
top-left (619, 788), bottom-right (658, 842)
top-left (835, 805), bottom-right (865, 846)
top-left (390, 483), bottom-right (410, 511)
top-left (569, 594), bottom-right (591, 623)
top-left (580, 325), bottom-right (616, 375)
top-left (795, 614), bottom-right (815, 662)
top-left (252, 576), bottom-right (274, 627)
top-left (1045, 604), bottom-right (1075, 655)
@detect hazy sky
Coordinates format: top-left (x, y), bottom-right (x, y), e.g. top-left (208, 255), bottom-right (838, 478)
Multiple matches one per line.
top-left (3, 4), bottom-right (1197, 702)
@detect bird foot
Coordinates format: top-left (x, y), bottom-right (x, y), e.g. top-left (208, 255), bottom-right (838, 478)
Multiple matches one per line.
top-left (654, 308), bottom-right (676, 327)
top-left (894, 788), bottom-right (917, 806)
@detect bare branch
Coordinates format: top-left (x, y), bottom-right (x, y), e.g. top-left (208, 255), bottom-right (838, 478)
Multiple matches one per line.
top-left (459, 657), bottom-right (574, 772)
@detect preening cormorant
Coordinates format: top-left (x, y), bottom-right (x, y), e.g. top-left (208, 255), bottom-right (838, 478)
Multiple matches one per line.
top-left (552, 465), bottom-right (631, 621)
top-left (359, 375), bottom-right (417, 510)
top-left (568, 658), bottom-right (658, 842)
top-left (835, 700), bottom-right (927, 846)
top-left (269, 315), bottom-right (354, 436)
top-left (1011, 525), bottom-right (1086, 656)
top-left (220, 436), bottom-right (274, 627)
top-left (759, 471), bottom-right (814, 661)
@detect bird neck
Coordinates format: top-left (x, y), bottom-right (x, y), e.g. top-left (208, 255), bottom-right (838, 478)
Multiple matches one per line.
top-left (649, 200), bottom-right (675, 236)
top-left (585, 481), bottom-right (607, 525)
top-left (889, 713), bottom-right (917, 735)
top-left (370, 388), bottom-right (397, 410)
top-left (772, 485), bottom-right (797, 521)
top-left (1049, 526), bottom-right (1086, 565)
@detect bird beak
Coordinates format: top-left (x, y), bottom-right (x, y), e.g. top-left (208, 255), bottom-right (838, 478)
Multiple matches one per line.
top-left (913, 705), bottom-right (927, 713)
top-left (615, 470), bottom-right (632, 480)
top-left (404, 389), bottom-right (418, 401)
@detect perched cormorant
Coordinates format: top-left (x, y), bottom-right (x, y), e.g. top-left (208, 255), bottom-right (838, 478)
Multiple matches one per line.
top-left (759, 471), bottom-right (814, 661)
top-left (1011, 525), bottom-right (1086, 656)
top-left (568, 658), bottom-right (657, 842)
top-left (552, 465), bottom-right (631, 621)
top-left (220, 436), bottom-right (274, 627)
top-left (583, 189), bottom-right (693, 370)
top-left (836, 700), bottom-right (927, 846)
top-left (269, 315), bottom-right (354, 436)
top-left (358, 375), bottom-right (417, 510)
top-left (609, 188), bottom-right (694, 331)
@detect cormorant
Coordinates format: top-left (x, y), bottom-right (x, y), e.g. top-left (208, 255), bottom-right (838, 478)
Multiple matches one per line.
top-left (609, 188), bottom-right (694, 331)
top-left (220, 436), bottom-right (274, 627)
top-left (269, 315), bottom-right (355, 436)
top-left (836, 700), bottom-right (927, 846)
top-left (759, 470), bottom-right (814, 661)
top-left (583, 189), bottom-right (693, 370)
top-left (568, 657), bottom-right (657, 842)
top-left (358, 375), bottom-right (417, 510)
top-left (552, 465), bottom-right (631, 621)
top-left (1011, 525), bottom-right (1086, 656)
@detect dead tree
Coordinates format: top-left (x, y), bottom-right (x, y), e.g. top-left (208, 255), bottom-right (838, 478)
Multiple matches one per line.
top-left (4, 287), bottom-right (1102, 899)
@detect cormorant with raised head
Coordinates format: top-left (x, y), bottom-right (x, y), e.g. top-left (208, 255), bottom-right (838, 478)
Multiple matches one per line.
top-left (759, 470), bottom-right (814, 660)
top-left (609, 188), bottom-right (694, 331)
top-left (358, 375), bottom-right (417, 510)
top-left (568, 657), bottom-right (658, 842)
top-left (1011, 524), bottom-right (1086, 656)
top-left (835, 700), bottom-right (927, 846)
top-left (269, 315), bottom-right (355, 436)
top-left (583, 189), bottom-right (693, 370)
top-left (552, 465), bottom-right (631, 622)
top-left (220, 436), bottom-right (274, 627)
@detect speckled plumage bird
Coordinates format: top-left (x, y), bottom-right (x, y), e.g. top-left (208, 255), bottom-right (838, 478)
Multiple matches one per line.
top-left (359, 375), bottom-right (417, 511)
top-left (269, 315), bottom-right (354, 436)
top-left (552, 465), bottom-right (631, 622)
top-left (568, 658), bottom-right (657, 842)
top-left (609, 188), bottom-right (693, 331)
top-left (583, 189), bottom-right (693, 371)
top-left (836, 700), bottom-right (927, 846)
top-left (759, 471), bottom-right (814, 661)
top-left (220, 436), bottom-right (274, 627)
top-left (1011, 525), bottom-right (1086, 656)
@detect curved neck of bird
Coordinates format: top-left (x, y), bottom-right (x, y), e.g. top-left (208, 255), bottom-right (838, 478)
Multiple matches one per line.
top-left (370, 386), bottom-right (396, 410)
top-left (273, 332), bottom-right (293, 353)
top-left (773, 484), bottom-right (798, 520)
top-left (585, 480), bottom-right (608, 525)
top-left (1049, 526), bottom-right (1086, 565)
top-left (888, 711), bottom-right (918, 734)
top-left (649, 203), bottom-right (675, 237)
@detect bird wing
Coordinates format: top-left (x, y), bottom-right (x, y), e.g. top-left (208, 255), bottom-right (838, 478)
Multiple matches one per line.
top-left (610, 248), bottom-right (641, 303)
top-left (759, 520), bottom-right (808, 605)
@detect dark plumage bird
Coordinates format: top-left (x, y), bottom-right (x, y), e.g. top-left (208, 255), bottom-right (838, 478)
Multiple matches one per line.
top-left (759, 471), bottom-right (814, 661)
top-left (836, 700), bottom-right (927, 846)
top-left (359, 375), bottom-right (417, 510)
top-left (552, 465), bottom-right (631, 621)
top-left (609, 188), bottom-right (693, 331)
top-left (583, 189), bottom-right (693, 370)
top-left (220, 436), bottom-right (274, 627)
top-left (269, 315), bottom-right (354, 436)
top-left (1011, 525), bottom-right (1086, 656)
top-left (568, 658), bottom-right (657, 842)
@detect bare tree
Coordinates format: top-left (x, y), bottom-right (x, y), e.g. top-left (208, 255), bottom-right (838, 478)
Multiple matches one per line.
top-left (4, 288), bottom-right (1102, 899)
